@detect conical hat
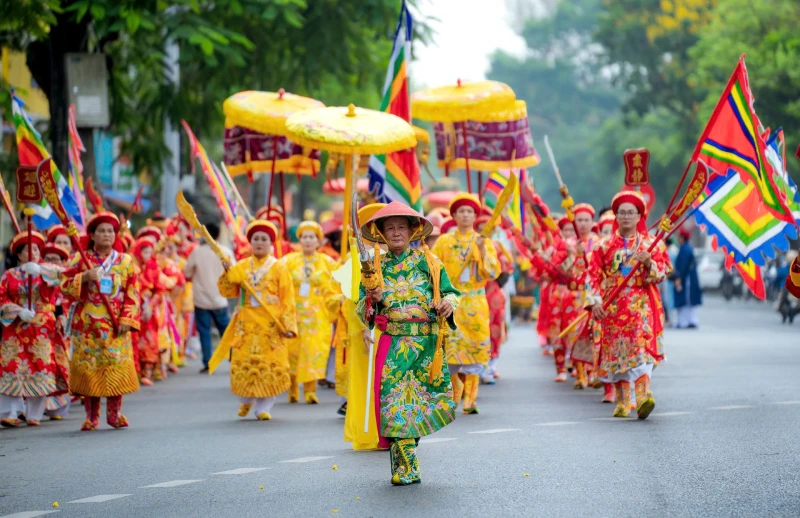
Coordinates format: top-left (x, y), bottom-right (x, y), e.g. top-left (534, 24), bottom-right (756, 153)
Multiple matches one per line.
top-left (360, 201), bottom-right (433, 243)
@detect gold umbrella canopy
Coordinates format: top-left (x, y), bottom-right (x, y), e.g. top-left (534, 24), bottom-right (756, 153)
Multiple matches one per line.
top-left (223, 89), bottom-right (325, 135)
top-left (410, 79), bottom-right (516, 122)
top-left (285, 104), bottom-right (417, 156)
top-left (285, 103), bottom-right (417, 257)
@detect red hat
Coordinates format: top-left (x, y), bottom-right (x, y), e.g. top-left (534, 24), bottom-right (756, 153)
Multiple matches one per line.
top-left (136, 225), bottom-right (163, 244)
top-left (573, 203), bottom-right (595, 219)
top-left (448, 193), bottom-right (481, 217)
top-left (558, 216), bottom-right (572, 229)
top-left (131, 237), bottom-right (155, 263)
top-left (474, 214), bottom-right (492, 231)
top-left (678, 227), bottom-right (692, 240)
top-left (255, 206), bottom-right (269, 220)
top-left (611, 190), bottom-right (647, 234)
top-left (360, 201), bottom-right (433, 243)
top-left (321, 218), bottom-right (343, 236)
top-left (121, 233), bottom-right (135, 250)
top-left (87, 211), bottom-right (121, 234)
top-left (146, 212), bottom-right (170, 230)
top-left (440, 218), bottom-right (456, 234)
top-left (246, 220), bottom-right (278, 243)
top-left (10, 231), bottom-right (46, 255)
top-left (42, 243), bottom-right (69, 261)
top-left (599, 210), bottom-right (615, 226)
top-left (46, 224), bottom-right (67, 243)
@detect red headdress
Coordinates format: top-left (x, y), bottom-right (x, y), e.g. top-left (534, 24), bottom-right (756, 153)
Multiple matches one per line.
top-left (136, 225), bottom-right (163, 244)
top-left (87, 211), bottom-right (121, 234)
top-left (611, 190), bottom-right (647, 234)
top-left (448, 193), bottom-right (481, 217)
top-left (42, 243), bottom-right (69, 261)
top-left (573, 203), bottom-right (596, 219)
top-left (440, 218), bottom-right (456, 234)
top-left (246, 220), bottom-right (278, 243)
top-left (10, 231), bottom-right (45, 255)
top-left (46, 224), bottom-right (67, 243)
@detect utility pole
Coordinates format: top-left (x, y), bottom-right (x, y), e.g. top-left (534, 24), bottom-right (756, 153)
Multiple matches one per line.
top-left (160, 33), bottom-right (181, 215)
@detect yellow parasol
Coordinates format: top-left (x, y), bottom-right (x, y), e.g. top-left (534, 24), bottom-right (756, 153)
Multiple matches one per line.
top-left (223, 89), bottom-right (325, 212)
top-left (286, 104), bottom-right (417, 257)
top-left (411, 79), bottom-right (519, 195)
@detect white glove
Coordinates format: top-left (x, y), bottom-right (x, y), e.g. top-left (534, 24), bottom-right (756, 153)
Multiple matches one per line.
top-left (21, 262), bottom-right (41, 277)
top-left (19, 309), bottom-right (36, 323)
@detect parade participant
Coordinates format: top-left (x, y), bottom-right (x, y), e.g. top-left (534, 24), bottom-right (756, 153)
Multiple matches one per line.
top-left (172, 216), bottom-right (199, 359)
top-left (61, 212), bottom-right (141, 430)
top-left (673, 227), bottom-right (702, 329)
top-left (46, 224), bottom-right (74, 257)
top-left (162, 236), bottom-right (192, 364)
top-left (474, 214), bottom-right (514, 384)
top-left (432, 193), bottom-right (499, 414)
top-left (357, 201), bottom-right (459, 485)
top-left (131, 237), bottom-right (162, 385)
top-left (212, 220), bottom-right (297, 421)
top-left (41, 243), bottom-right (72, 420)
top-left (598, 210), bottom-right (615, 238)
top-left (280, 221), bottom-right (342, 404)
top-left (184, 223), bottom-right (233, 373)
top-left (587, 191), bottom-right (671, 420)
top-left (319, 218), bottom-right (342, 261)
top-left (256, 206), bottom-right (294, 258)
top-left (0, 232), bottom-right (66, 428)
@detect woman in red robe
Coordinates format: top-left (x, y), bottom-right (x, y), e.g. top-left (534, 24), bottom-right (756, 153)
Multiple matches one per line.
top-left (0, 232), bottom-right (66, 427)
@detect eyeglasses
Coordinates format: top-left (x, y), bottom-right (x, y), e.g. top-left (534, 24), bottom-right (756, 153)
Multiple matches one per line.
top-left (616, 210), bottom-right (639, 217)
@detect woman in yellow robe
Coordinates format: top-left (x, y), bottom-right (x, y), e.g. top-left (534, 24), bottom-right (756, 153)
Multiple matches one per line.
top-left (211, 220), bottom-right (298, 421)
top-left (431, 193), bottom-right (499, 415)
top-left (280, 221), bottom-right (342, 404)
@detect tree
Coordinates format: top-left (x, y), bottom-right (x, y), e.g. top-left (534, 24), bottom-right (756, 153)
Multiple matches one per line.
top-left (2, 0), bottom-right (428, 189)
top-left (689, 0), bottom-right (800, 181)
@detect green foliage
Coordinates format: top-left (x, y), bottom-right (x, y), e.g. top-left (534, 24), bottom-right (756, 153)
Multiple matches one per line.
top-left (2, 0), bottom-right (425, 191)
top-left (488, 0), bottom-right (797, 217)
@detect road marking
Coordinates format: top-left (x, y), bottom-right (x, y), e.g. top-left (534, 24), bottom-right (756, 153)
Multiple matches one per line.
top-left (279, 456), bottom-right (334, 463)
top-left (140, 480), bottom-right (203, 488)
top-left (769, 401), bottom-right (800, 406)
top-left (467, 428), bottom-right (521, 434)
top-left (418, 437), bottom-right (458, 444)
top-left (68, 494), bottom-right (132, 503)
top-left (535, 421), bottom-right (581, 426)
top-left (650, 411), bottom-right (694, 417)
top-left (1, 512), bottom-right (59, 518)
top-left (213, 468), bottom-right (269, 475)
top-left (590, 417), bottom-right (636, 421)
top-left (710, 405), bottom-right (753, 410)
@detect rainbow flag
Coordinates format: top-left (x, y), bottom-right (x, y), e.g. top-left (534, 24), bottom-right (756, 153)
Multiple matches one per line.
top-left (66, 104), bottom-right (88, 226)
top-left (367, 0), bottom-right (421, 211)
top-left (484, 169), bottom-right (525, 231)
top-left (181, 121), bottom-right (244, 242)
top-left (11, 92), bottom-right (83, 230)
top-left (693, 56), bottom-right (793, 223)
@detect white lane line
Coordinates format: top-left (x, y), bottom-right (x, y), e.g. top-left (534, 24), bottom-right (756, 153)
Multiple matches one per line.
top-left (68, 494), bottom-right (132, 503)
top-left (213, 468), bottom-right (269, 475)
top-left (590, 417), bottom-right (636, 421)
top-left (535, 421), bottom-right (581, 426)
top-left (650, 411), bottom-right (694, 417)
top-left (769, 401), bottom-right (800, 405)
top-left (468, 428), bottom-right (521, 434)
top-left (279, 456), bottom-right (334, 463)
top-left (1, 512), bottom-right (59, 518)
top-left (140, 480), bottom-right (203, 488)
top-left (418, 437), bottom-right (458, 444)
top-left (711, 405), bottom-right (753, 410)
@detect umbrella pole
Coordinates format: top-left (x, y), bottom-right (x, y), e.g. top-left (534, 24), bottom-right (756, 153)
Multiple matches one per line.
top-left (478, 171), bottom-right (483, 203)
top-left (461, 121), bottom-right (472, 193)
top-left (341, 154), bottom-right (354, 258)
top-left (267, 136), bottom-right (278, 212)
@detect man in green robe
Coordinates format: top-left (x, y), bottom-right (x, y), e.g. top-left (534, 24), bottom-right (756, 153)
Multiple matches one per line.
top-left (357, 201), bottom-right (461, 486)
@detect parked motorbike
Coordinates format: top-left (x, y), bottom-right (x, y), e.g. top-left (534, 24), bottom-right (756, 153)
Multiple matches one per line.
top-left (720, 267), bottom-right (744, 301)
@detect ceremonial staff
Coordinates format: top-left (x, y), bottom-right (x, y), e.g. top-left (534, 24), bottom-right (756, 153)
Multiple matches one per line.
top-left (37, 158), bottom-right (120, 333)
top-left (175, 191), bottom-right (286, 334)
top-left (350, 193), bottom-right (382, 433)
top-left (543, 136), bottom-right (588, 264)
top-left (0, 174), bottom-right (21, 233)
top-left (558, 160), bottom-right (710, 339)
top-left (220, 162), bottom-right (254, 222)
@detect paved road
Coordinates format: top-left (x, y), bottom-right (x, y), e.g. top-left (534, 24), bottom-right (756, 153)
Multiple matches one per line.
top-left (1, 295), bottom-right (798, 518)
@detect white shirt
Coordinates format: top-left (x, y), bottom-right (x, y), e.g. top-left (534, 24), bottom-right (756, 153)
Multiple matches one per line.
top-left (184, 242), bottom-right (234, 310)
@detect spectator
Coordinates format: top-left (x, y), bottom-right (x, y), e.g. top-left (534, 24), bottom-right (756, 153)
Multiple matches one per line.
top-left (672, 228), bottom-right (702, 329)
top-left (184, 222), bottom-right (234, 373)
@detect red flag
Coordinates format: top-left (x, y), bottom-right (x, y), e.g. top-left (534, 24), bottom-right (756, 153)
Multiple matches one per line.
top-left (85, 177), bottom-right (104, 213)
